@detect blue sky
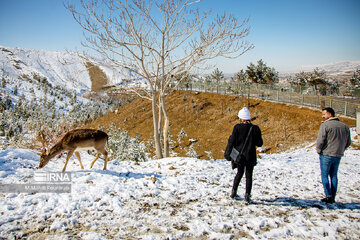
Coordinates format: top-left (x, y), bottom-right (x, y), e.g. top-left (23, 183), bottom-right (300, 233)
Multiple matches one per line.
top-left (0, 0), bottom-right (359, 73)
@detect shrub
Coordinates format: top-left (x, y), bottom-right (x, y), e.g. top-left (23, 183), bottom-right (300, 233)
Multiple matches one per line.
top-left (106, 124), bottom-right (148, 162)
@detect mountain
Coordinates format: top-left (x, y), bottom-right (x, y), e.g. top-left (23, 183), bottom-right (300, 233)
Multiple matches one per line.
top-left (0, 45), bottom-right (143, 94)
top-left (0, 46), bottom-right (143, 148)
top-left (281, 61), bottom-right (360, 75)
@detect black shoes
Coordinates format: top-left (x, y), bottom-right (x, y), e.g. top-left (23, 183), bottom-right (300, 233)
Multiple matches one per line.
top-left (321, 196), bottom-right (335, 204)
top-left (230, 189), bottom-right (238, 199)
top-left (230, 192), bottom-right (239, 199)
top-left (231, 192), bottom-right (252, 204)
top-left (245, 194), bottom-right (252, 205)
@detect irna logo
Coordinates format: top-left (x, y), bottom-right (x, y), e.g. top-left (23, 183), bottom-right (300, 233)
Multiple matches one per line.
top-left (34, 172), bottom-right (71, 182)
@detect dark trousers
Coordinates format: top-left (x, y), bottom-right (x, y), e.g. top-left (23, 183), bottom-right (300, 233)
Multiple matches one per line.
top-left (232, 164), bottom-right (254, 195)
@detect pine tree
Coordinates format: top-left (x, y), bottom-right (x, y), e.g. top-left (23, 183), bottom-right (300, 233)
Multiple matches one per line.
top-left (292, 71), bottom-right (310, 86)
top-left (106, 124), bottom-right (147, 162)
top-left (6, 125), bottom-right (14, 140)
top-left (234, 69), bottom-right (249, 95)
top-left (177, 128), bottom-right (188, 149)
top-left (4, 94), bottom-right (12, 110)
top-left (186, 144), bottom-right (199, 158)
top-left (13, 85), bottom-right (18, 95)
top-left (246, 59), bottom-right (279, 84)
top-left (0, 114), bottom-right (5, 136)
top-left (73, 91), bottom-right (77, 104)
top-left (1, 77), bottom-right (5, 88)
top-left (350, 69), bottom-right (360, 87)
top-left (211, 68), bottom-right (224, 94)
top-left (308, 68), bottom-right (327, 95)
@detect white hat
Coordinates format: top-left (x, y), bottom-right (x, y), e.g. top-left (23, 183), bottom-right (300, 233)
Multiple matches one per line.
top-left (238, 107), bottom-right (251, 120)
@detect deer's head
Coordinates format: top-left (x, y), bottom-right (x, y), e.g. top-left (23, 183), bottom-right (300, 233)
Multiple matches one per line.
top-left (39, 149), bottom-right (50, 168)
top-left (37, 131), bottom-right (50, 169)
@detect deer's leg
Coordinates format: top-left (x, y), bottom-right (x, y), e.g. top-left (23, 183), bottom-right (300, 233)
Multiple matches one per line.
top-left (62, 150), bottom-right (74, 172)
top-left (90, 153), bottom-right (101, 168)
top-left (74, 151), bottom-right (84, 169)
top-left (102, 151), bottom-right (108, 171)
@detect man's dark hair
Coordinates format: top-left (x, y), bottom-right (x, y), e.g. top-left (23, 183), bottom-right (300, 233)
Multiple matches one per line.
top-left (322, 107), bottom-right (335, 117)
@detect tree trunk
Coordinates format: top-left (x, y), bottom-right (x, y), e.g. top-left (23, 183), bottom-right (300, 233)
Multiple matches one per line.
top-left (152, 92), bottom-right (163, 159)
top-left (247, 82), bottom-right (251, 107)
top-left (158, 99), bottom-right (163, 137)
top-left (160, 94), bottom-right (170, 158)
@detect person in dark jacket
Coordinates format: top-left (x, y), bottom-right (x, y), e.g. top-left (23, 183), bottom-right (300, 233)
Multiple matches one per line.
top-left (224, 107), bottom-right (263, 204)
top-left (316, 107), bottom-right (351, 203)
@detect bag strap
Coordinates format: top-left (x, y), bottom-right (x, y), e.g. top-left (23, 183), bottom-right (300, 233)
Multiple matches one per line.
top-left (240, 126), bottom-right (253, 154)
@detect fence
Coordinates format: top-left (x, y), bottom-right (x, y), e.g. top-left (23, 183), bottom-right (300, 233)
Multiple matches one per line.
top-left (179, 82), bottom-right (360, 118)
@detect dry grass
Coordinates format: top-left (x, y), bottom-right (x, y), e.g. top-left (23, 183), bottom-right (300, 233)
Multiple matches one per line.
top-left (86, 61), bottom-right (108, 92)
top-left (84, 90), bottom-right (356, 159)
top-left (352, 135), bottom-right (360, 150)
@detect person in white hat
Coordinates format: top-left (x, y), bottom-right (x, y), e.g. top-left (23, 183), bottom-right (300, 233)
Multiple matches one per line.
top-left (224, 107), bottom-right (263, 204)
top-left (237, 106), bottom-right (251, 121)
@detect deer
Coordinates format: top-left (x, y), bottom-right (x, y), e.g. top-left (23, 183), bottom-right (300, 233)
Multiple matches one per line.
top-left (38, 129), bottom-right (109, 172)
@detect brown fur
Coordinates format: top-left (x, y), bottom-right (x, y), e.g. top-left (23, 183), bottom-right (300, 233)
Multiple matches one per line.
top-left (39, 129), bottom-right (108, 172)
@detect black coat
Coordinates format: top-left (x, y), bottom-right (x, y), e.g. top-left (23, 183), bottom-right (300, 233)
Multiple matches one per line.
top-left (224, 123), bottom-right (263, 168)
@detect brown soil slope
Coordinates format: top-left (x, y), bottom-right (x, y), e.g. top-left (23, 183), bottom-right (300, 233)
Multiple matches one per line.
top-left (85, 90), bottom-right (356, 159)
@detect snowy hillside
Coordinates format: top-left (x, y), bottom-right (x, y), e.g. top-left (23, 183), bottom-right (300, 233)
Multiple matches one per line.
top-left (299, 61), bottom-right (360, 74)
top-left (0, 129), bottom-right (359, 239)
top-left (0, 45), bottom-right (147, 149)
top-left (281, 60), bottom-right (360, 75)
top-left (0, 46), bottom-right (90, 92)
top-left (0, 45), bottom-right (142, 93)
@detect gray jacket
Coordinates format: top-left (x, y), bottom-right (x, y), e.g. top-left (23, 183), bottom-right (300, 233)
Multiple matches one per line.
top-left (316, 117), bottom-right (351, 157)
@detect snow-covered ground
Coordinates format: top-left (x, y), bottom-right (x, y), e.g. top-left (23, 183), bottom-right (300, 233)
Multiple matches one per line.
top-left (0, 130), bottom-right (359, 239)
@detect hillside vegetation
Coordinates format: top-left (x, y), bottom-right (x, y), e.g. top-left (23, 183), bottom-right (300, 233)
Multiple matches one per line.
top-left (85, 90), bottom-right (356, 159)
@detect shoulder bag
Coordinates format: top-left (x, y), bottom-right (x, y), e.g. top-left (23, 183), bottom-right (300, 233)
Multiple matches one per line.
top-left (230, 126), bottom-right (253, 165)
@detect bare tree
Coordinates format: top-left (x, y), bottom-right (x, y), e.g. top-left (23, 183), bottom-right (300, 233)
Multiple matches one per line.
top-left (66, 0), bottom-right (253, 159)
